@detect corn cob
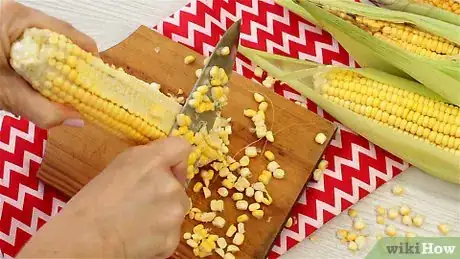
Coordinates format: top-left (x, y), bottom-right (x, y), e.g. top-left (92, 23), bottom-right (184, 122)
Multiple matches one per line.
top-left (239, 46), bottom-right (460, 184)
top-left (10, 28), bottom-right (181, 144)
top-left (278, 0), bottom-right (460, 107)
top-left (372, 0), bottom-right (460, 26)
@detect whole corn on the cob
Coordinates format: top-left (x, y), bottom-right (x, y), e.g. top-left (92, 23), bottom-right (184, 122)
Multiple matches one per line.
top-left (278, 0), bottom-right (460, 106)
top-left (10, 28), bottom-right (182, 144)
top-left (239, 46), bottom-right (460, 184)
top-left (372, 0), bottom-right (460, 26)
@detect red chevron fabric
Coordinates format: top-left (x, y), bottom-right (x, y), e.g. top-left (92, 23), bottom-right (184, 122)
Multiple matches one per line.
top-left (0, 0), bottom-right (409, 258)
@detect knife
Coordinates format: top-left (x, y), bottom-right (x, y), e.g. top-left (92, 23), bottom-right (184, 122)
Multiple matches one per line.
top-left (169, 20), bottom-right (241, 187)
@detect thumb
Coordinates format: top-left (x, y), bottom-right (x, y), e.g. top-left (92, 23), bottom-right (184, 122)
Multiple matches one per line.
top-left (143, 137), bottom-right (192, 183)
top-left (5, 74), bottom-right (84, 129)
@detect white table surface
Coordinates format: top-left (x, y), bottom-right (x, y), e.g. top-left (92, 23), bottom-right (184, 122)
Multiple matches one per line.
top-left (17, 0), bottom-right (460, 258)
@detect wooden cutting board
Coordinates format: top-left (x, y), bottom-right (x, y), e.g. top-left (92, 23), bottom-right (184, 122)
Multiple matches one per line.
top-left (37, 26), bottom-right (337, 259)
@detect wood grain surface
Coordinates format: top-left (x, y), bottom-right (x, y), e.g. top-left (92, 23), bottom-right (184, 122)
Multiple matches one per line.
top-left (37, 26), bottom-right (337, 258)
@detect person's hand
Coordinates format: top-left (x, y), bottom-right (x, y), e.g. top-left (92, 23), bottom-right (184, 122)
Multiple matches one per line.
top-left (17, 137), bottom-right (192, 258)
top-left (0, 0), bottom-right (98, 129)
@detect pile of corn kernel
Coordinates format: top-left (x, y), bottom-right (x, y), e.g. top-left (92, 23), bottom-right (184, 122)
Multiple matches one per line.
top-left (336, 184), bottom-right (451, 254)
top-left (178, 55), bottom-right (293, 258)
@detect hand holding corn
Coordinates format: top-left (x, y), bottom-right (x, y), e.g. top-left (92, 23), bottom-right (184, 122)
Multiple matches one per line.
top-left (17, 137), bottom-right (192, 258)
top-left (0, 0), bottom-right (98, 128)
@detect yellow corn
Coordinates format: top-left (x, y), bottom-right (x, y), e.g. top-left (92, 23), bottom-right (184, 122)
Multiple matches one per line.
top-left (415, 0), bottom-right (460, 14)
top-left (237, 214), bottom-right (249, 223)
top-left (332, 12), bottom-right (460, 59)
top-left (10, 28), bottom-right (181, 144)
top-left (320, 70), bottom-right (460, 155)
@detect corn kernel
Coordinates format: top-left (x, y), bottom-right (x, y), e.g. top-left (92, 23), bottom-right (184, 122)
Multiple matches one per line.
top-left (203, 187), bottom-right (211, 199)
top-left (402, 215), bottom-right (412, 226)
top-left (412, 215), bottom-right (424, 227)
top-left (229, 162), bottom-right (240, 171)
top-left (232, 233), bottom-right (245, 246)
top-left (216, 237), bottom-right (227, 250)
top-left (438, 224), bottom-right (450, 235)
top-left (226, 224), bottom-right (237, 237)
top-left (227, 245), bottom-right (240, 253)
top-left (248, 203), bottom-right (261, 212)
top-left (212, 216), bottom-right (226, 228)
top-left (195, 69), bottom-right (202, 78)
top-left (352, 218), bottom-right (366, 231)
top-left (245, 146), bottom-right (258, 158)
top-left (388, 208), bottom-right (399, 220)
top-left (239, 156), bottom-right (250, 167)
top-left (262, 76), bottom-right (275, 88)
top-left (220, 46), bottom-right (230, 56)
top-left (264, 151), bottom-right (275, 161)
top-left (399, 205), bottom-right (411, 216)
top-left (315, 133), bottom-right (327, 144)
top-left (201, 212), bottom-right (216, 223)
top-left (227, 173), bottom-right (237, 183)
top-left (348, 241), bottom-right (358, 252)
top-left (267, 161), bottom-right (280, 172)
top-left (239, 167), bottom-right (252, 178)
top-left (285, 217), bottom-right (293, 228)
top-left (252, 209), bottom-right (264, 219)
top-left (222, 179), bottom-right (234, 189)
top-left (348, 209), bottom-right (358, 218)
top-left (259, 102), bottom-right (268, 112)
top-left (231, 193), bottom-right (243, 202)
top-left (313, 169), bottom-right (323, 181)
top-left (377, 215), bottom-right (385, 225)
top-left (219, 167), bottom-right (230, 177)
top-left (255, 191), bottom-right (264, 203)
top-left (244, 108), bottom-right (257, 118)
top-left (252, 182), bottom-right (266, 191)
top-left (193, 182), bottom-right (204, 193)
top-left (318, 160), bottom-right (329, 171)
top-left (376, 206), bottom-right (387, 216)
top-left (183, 232), bottom-right (192, 240)
top-left (385, 225), bottom-right (397, 237)
top-left (273, 168), bottom-right (285, 179)
top-left (217, 187), bottom-right (229, 197)
top-left (245, 187), bottom-right (255, 197)
top-left (237, 222), bottom-right (245, 234)
top-left (347, 232), bottom-right (358, 241)
top-left (254, 93), bottom-right (265, 103)
top-left (336, 229), bottom-right (349, 239)
top-left (236, 200), bottom-right (249, 210)
top-left (254, 67), bottom-right (263, 77)
top-left (266, 131), bottom-right (275, 142)
top-left (355, 235), bottom-right (366, 250)
top-left (211, 200), bottom-right (224, 212)
top-left (186, 239), bottom-right (199, 248)
top-left (392, 185), bottom-right (404, 195)
top-left (184, 55), bottom-right (196, 65)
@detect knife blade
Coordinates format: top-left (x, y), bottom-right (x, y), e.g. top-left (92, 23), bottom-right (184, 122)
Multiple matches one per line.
top-left (169, 20), bottom-right (241, 188)
top-left (170, 19), bottom-right (241, 135)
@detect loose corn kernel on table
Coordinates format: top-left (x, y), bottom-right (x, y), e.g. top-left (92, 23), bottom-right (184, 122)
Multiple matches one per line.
top-left (8, 1), bottom-right (460, 258)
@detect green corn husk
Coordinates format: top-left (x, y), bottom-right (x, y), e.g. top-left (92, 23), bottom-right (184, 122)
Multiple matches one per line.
top-left (276, 0), bottom-right (460, 106)
top-left (372, 0), bottom-right (460, 26)
top-left (239, 46), bottom-right (460, 184)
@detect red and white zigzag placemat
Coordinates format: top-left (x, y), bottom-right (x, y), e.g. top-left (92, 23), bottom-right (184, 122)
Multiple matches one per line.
top-left (0, 0), bottom-right (409, 258)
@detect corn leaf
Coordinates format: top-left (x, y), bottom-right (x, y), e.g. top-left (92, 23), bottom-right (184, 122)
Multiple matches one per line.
top-left (372, 0), bottom-right (460, 26)
top-left (239, 46), bottom-right (460, 184)
top-left (293, 0), bottom-right (460, 106)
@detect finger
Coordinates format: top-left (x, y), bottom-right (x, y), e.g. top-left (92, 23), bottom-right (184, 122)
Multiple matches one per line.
top-left (156, 227), bottom-right (181, 259)
top-left (8, 1), bottom-right (98, 54)
top-left (3, 74), bottom-right (83, 129)
top-left (171, 160), bottom-right (187, 186)
top-left (144, 137), bottom-right (192, 169)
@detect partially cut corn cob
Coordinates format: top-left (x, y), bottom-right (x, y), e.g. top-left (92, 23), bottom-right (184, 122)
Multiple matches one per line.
top-left (372, 0), bottom-right (460, 26)
top-left (239, 46), bottom-right (460, 184)
top-left (10, 28), bottom-right (181, 143)
top-left (279, 0), bottom-right (460, 106)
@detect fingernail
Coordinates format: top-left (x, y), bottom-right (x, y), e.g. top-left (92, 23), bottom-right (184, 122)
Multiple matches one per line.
top-left (63, 119), bottom-right (85, 128)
